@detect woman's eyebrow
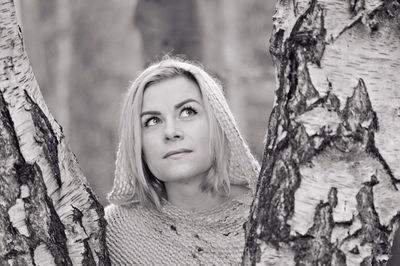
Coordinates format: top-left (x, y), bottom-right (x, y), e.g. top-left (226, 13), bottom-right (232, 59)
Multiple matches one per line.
top-left (174, 98), bottom-right (200, 109)
top-left (141, 98), bottom-right (200, 117)
top-left (141, 110), bottom-right (161, 117)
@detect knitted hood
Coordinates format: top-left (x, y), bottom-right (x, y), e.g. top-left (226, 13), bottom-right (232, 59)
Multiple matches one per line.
top-left (108, 59), bottom-right (260, 205)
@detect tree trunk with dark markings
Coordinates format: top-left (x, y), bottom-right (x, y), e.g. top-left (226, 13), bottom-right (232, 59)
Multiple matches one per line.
top-left (244, 0), bottom-right (400, 265)
top-left (0, 0), bottom-right (110, 264)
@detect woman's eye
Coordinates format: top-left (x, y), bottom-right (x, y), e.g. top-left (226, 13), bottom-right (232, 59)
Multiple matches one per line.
top-left (180, 106), bottom-right (198, 118)
top-left (143, 117), bottom-right (160, 127)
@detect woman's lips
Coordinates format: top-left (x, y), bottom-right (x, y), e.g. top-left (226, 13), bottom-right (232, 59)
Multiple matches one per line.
top-left (163, 149), bottom-right (192, 159)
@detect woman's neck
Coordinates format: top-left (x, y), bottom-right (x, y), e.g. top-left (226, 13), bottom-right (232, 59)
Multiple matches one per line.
top-left (164, 178), bottom-right (226, 211)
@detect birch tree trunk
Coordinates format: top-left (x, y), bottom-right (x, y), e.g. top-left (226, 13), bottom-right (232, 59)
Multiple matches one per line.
top-left (244, 0), bottom-right (400, 265)
top-left (0, 0), bottom-right (110, 264)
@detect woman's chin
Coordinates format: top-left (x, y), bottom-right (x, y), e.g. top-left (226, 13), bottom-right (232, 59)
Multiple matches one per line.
top-left (156, 168), bottom-right (209, 184)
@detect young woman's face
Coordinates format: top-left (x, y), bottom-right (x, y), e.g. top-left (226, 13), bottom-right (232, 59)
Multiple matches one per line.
top-left (141, 76), bottom-right (212, 186)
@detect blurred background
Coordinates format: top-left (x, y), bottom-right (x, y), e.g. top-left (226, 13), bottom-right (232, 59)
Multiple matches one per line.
top-left (17, 0), bottom-right (277, 205)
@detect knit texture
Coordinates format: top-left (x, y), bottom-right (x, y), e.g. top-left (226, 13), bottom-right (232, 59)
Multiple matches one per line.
top-left (105, 193), bottom-right (252, 266)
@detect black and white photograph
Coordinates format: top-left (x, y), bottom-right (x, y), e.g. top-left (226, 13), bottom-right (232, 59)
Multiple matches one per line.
top-left (1, 0), bottom-right (400, 265)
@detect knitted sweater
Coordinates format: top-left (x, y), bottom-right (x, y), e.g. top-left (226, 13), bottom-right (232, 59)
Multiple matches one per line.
top-left (105, 194), bottom-right (251, 266)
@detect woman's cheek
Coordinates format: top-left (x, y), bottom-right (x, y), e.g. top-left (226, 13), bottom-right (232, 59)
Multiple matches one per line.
top-left (142, 131), bottom-right (158, 160)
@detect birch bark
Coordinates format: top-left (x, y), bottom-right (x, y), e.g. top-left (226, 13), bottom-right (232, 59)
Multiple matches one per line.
top-left (0, 0), bottom-right (110, 264)
top-left (244, 0), bottom-right (400, 265)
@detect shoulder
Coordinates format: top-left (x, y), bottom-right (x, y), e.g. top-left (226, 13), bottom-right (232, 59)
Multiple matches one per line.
top-left (104, 203), bottom-right (133, 228)
top-left (105, 203), bottom-right (157, 228)
top-left (104, 204), bottom-right (164, 265)
top-left (104, 204), bottom-right (130, 222)
top-left (104, 203), bottom-right (161, 247)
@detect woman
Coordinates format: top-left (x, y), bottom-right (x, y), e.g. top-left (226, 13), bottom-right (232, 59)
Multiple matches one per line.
top-left (105, 57), bottom-right (260, 265)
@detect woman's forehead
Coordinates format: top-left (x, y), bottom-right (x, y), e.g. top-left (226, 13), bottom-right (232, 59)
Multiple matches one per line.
top-left (142, 76), bottom-right (203, 110)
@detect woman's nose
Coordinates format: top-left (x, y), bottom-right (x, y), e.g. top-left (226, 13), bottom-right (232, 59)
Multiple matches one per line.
top-left (164, 121), bottom-right (183, 142)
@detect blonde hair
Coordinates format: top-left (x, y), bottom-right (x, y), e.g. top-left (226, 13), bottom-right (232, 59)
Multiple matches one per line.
top-left (114, 57), bottom-right (231, 209)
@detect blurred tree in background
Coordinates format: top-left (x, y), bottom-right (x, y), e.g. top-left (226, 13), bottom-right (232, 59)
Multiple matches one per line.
top-left (19, 0), bottom-right (276, 205)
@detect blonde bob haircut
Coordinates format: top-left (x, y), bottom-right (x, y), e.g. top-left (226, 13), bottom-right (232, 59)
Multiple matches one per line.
top-left (114, 57), bottom-right (231, 209)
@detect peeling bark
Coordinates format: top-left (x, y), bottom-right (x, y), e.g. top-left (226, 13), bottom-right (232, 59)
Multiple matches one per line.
top-left (244, 0), bottom-right (400, 265)
top-left (0, 0), bottom-right (110, 265)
